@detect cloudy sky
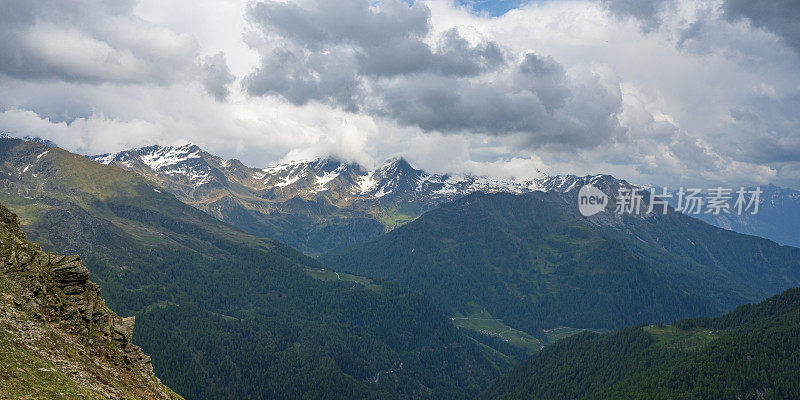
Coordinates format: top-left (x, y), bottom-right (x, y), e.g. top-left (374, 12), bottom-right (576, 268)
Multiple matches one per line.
top-left (0, 0), bottom-right (798, 188)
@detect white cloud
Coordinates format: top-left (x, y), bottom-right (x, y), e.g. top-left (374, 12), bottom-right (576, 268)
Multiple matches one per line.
top-left (0, 0), bottom-right (199, 84)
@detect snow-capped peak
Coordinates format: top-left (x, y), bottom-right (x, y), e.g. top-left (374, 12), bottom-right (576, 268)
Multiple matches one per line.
top-left (91, 144), bottom-right (213, 188)
top-left (90, 144), bottom-right (623, 203)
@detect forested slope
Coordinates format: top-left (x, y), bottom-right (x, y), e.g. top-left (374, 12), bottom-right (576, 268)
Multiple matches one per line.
top-left (480, 287), bottom-right (800, 399)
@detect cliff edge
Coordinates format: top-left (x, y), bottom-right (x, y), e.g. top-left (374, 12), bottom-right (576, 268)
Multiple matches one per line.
top-left (0, 202), bottom-right (182, 399)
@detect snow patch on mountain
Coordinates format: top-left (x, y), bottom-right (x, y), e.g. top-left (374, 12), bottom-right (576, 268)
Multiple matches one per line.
top-left (138, 144), bottom-right (202, 171)
top-left (91, 153), bottom-right (119, 166)
top-left (313, 164), bottom-right (346, 192)
top-left (356, 174), bottom-right (379, 194)
top-left (275, 174), bottom-right (300, 188)
top-left (161, 164), bottom-right (212, 188)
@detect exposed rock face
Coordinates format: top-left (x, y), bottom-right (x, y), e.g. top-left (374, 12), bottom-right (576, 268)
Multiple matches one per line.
top-left (0, 202), bottom-right (181, 399)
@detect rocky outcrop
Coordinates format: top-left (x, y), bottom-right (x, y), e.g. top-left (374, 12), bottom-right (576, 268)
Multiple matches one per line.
top-left (0, 202), bottom-right (181, 399)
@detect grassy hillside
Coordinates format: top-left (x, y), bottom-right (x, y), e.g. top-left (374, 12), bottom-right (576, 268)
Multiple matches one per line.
top-left (479, 287), bottom-right (800, 399)
top-left (0, 138), bottom-right (509, 399)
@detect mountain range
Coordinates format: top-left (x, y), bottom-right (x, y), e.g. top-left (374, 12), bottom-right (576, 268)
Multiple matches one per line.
top-left (0, 132), bottom-right (58, 148)
top-left (90, 143), bottom-right (800, 253)
top-left (89, 144), bottom-right (573, 254)
top-left (0, 137), bottom-right (509, 399)
top-left (666, 185), bottom-right (800, 248)
top-left (75, 142), bottom-right (800, 363)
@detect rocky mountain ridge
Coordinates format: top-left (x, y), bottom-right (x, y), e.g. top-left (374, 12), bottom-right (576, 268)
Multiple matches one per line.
top-left (89, 144), bottom-right (618, 253)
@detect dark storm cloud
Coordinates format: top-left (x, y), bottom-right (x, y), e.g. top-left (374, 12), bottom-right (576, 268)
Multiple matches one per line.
top-left (247, 0), bottom-right (430, 50)
top-left (371, 52), bottom-right (618, 147)
top-left (357, 28), bottom-right (506, 77)
top-left (0, 0), bottom-right (135, 27)
top-left (601, 0), bottom-right (800, 55)
top-left (723, 0), bottom-right (800, 54)
top-left (0, 0), bottom-right (198, 84)
top-left (600, 0), bottom-right (669, 31)
top-left (244, 0), bottom-right (624, 149)
top-left (201, 52), bottom-right (235, 101)
top-left (23, 95), bottom-right (93, 125)
top-left (244, 45), bottom-right (363, 110)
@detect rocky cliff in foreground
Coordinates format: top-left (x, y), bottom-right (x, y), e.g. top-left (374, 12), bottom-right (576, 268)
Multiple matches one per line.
top-left (0, 202), bottom-right (182, 399)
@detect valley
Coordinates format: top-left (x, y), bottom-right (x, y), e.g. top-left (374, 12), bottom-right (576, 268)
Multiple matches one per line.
top-left (452, 312), bottom-right (543, 354)
top-left (1, 136), bottom-right (798, 399)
